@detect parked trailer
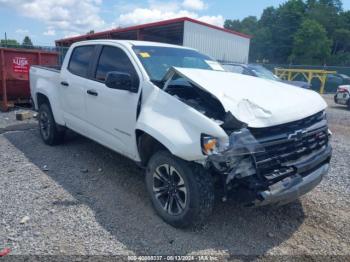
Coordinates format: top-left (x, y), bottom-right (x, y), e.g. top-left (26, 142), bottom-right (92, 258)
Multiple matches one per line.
top-left (0, 47), bottom-right (58, 111)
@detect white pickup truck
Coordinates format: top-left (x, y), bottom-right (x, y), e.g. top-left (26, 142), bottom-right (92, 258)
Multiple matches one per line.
top-left (30, 40), bottom-right (332, 227)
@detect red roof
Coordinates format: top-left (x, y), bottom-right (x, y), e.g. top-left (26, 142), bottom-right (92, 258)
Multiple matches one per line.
top-left (55, 17), bottom-right (252, 44)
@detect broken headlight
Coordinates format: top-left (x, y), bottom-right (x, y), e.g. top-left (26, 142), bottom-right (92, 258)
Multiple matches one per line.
top-left (202, 128), bottom-right (265, 158)
top-left (201, 135), bottom-right (219, 155)
top-left (227, 128), bottom-right (265, 156)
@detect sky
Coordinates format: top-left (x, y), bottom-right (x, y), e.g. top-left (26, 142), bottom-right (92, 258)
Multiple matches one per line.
top-left (0, 0), bottom-right (349, 46)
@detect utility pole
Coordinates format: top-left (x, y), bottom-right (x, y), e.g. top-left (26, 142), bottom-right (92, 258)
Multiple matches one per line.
top-left (4, 32), bottom-right (7, 47)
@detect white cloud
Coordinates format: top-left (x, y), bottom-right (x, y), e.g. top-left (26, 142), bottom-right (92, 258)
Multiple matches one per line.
top-left (118, 8), bottom-right (190, 26)
top-left (118, 9), bottom-right (223, 27)
top-left (182, 0), bottom-right (206, 10)
top-left (1, 0), bottom-right (224, 40)
top-left (149, 0), bottom-right (179, 11)
top-left (0, 0), bottom-right (105, 36)
top-left (117, 0), bottom-right (223, 27)
top-left (197, 15), bottom-right (224, 26)
top-left (43, 28), bottom-right (56, 36)
top-left (15, 28), bottom-right (29, 34)
top-left (63, 31), bottom-right (81, 38)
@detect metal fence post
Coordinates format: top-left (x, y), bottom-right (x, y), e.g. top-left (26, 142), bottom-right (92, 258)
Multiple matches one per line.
top-left (1, 49), bottom-right (8, 111)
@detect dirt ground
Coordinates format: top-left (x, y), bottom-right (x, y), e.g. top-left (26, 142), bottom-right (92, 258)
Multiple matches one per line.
top-left (0, 95), bottom-right (349, 260)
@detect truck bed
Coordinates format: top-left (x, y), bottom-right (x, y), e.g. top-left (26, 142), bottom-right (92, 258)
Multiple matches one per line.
top-left (30, 65), bottom-right (61, 111)
top-left (31, 65), bottom-right (61, 72)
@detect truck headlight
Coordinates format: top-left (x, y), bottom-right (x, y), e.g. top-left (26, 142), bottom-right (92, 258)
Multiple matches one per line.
top-left (201, 135), bottom-right (219, 155)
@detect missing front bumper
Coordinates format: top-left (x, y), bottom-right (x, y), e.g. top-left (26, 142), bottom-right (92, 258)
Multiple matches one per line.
top-left (254, 163), bottom-right (329, 206)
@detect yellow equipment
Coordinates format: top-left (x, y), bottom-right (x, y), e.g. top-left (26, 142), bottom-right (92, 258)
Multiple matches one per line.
top-left (274, 68), bottom-right (337, 94)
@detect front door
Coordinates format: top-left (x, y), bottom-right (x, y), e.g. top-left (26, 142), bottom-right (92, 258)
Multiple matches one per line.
top-left (85, 45), bottom-right (141, 158)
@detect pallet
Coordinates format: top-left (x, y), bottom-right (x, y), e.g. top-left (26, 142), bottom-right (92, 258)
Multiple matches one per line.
top-left (15, 110), bottom-right (33, 121)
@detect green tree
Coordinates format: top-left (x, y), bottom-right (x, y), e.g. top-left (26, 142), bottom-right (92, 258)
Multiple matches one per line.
top-left (328, 51), bottom-right (350, 65)
top-left (224, 0), bottom-right (349, 65)
top-left (224, 19), bottom-right (242, 32)
top-left (249, 7), bottom-right (277, 62)
top-left (290, 19), bottom-right (332, 64)
top-left (306, 0), bottom-right (342, 35)
top-left (225, 16), bottom-right (258, 35)
top-left (333, 28), bottom-right (350, 53)
top-left (249, 27), bottom-right (274, 62)
top-left (338, 10), bottom-right (350, 30)
top-left (22, 36), bottom-right (33, 48)
top-left (259, 7), bottom-right (277, 27)
top-left (0, 39), bottom-right (20, 47)
top-left (271, 0), bottom-right (307, 63)
top-left (239, 16), bottom-right (259, 35)
top-left (319, 0), bottom-right (343, 12)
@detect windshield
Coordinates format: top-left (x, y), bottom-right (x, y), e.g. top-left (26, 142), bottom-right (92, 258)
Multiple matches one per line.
top-left (248, 64), bottom-right (280, 81)
top-left (132, 46), bottom-right (222, 81)
top-left (339, 74), bottom-right (350, 79)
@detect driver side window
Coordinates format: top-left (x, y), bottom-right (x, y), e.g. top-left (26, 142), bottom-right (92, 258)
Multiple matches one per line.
top-left (95, 46), bottom-right (139, 87)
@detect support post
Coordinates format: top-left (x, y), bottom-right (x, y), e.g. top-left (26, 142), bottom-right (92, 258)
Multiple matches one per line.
top-left (1, 49), bottom-right (8, 111)
top-left (320, 74), bottom-right (327, 94)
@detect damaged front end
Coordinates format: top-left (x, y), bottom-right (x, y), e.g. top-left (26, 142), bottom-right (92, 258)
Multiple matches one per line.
top-left (160, 67), bottom-right (331, 206)
top-left (206, 111), bottom-right (332, 206)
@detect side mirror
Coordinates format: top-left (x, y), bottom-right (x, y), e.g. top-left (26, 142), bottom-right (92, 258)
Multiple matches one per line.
top-left (105, 71), bottom-right (138, 93)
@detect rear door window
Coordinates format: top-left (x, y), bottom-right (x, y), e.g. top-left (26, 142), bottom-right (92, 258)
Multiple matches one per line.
top-left (68, 45), bottom-right (95, 78)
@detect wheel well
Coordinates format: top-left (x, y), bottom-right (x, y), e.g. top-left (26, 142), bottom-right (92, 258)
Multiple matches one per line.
top-left (37, 93), bottom-right (50, 108)
top-left (136, 130), bottom-right (168, 166)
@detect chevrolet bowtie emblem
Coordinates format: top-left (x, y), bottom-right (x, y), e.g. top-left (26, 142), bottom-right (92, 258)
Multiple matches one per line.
top-left (288, 129), bottom-right (307, 141)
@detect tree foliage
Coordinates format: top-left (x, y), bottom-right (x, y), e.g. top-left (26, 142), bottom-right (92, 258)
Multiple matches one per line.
top-left (0, 39), bottom-right (20, 47)
top-left (224, 0), bottom-right (350, 65)
top-left (22, 36), bottom-right (34, 48)
top-left (290, 19), bottom-right (332, 64)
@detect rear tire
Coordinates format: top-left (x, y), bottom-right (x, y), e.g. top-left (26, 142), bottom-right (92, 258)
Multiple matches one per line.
top-left (146, 150), bottom-right (214, 228)
top-left (38, 103), bottom-right (65, 145)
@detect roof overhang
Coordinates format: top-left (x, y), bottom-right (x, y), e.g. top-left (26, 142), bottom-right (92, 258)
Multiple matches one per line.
top-left (55, 17), bottom-right (252, 46)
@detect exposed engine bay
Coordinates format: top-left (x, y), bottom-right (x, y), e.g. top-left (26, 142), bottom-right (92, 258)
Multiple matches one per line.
top-left (166, 81), bottom-right (225, 122)
top-left (162, 74), bottom-right (246, 132)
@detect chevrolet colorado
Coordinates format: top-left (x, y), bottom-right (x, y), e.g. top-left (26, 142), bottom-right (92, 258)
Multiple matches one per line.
top-left (30, 40), bottom-right (332, 228)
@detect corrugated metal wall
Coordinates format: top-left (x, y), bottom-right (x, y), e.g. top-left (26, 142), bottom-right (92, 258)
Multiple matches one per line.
top-left (183, 21), bottom-right (250, 63)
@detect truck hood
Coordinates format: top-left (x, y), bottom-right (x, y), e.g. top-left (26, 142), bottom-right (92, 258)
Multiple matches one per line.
top-left (171, 67), bottom-right (327, 128)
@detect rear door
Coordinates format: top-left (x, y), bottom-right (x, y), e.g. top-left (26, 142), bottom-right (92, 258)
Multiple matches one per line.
top-left (60, 45), bottom-right (96, 134)
top-left (85, 44), bottom-right (142, 158)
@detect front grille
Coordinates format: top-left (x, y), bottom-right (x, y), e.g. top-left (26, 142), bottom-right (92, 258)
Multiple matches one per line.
top-left (249, 111), bottom-right (324, 139)
top-left (250, 112), bottom-right (329, 184)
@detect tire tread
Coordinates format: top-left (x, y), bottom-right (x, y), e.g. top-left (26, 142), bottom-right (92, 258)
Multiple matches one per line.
top-left (39, 103), bottom-right (65, 145)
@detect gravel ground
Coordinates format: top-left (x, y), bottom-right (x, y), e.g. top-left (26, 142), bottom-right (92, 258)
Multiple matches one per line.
top-left (0, 95), bottom-right (349, 259)
top-left (0, 109), bottom-right (36, 133)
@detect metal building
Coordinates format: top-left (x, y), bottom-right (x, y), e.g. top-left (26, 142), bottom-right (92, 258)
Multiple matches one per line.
top-left (55, 17), bottom-right (251, 63)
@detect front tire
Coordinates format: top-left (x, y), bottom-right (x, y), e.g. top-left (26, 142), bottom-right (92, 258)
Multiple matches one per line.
top-left (146, 151), bottom-right (214, 228)
top-left (38, 103), bottom-right (65, 145)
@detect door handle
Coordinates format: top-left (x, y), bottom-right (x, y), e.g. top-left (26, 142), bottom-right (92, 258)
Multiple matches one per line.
top-left (60, 81), bottom-right (69, 87)
top-left (87, 89), bottom-right (98, 96)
